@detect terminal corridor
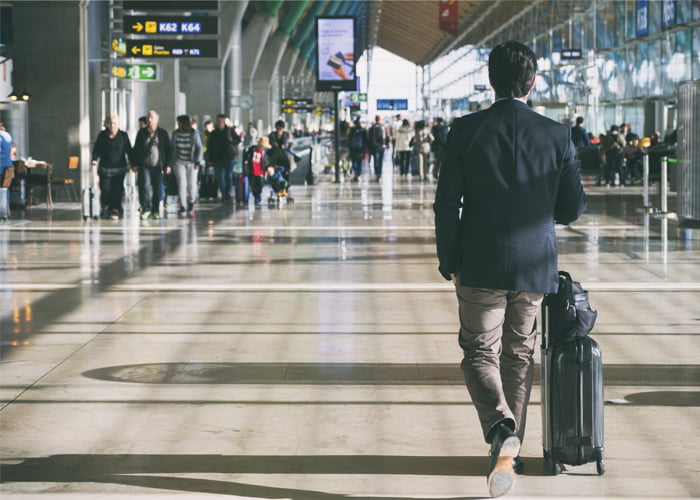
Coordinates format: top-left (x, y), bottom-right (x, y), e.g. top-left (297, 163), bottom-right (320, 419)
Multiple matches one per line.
top-left (1, 175), bottom-right (699, 499)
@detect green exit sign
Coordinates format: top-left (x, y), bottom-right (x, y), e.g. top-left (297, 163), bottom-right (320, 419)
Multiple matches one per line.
top-left (349, 92), bottom-right (367, 103)
top-left (112, 63), bottom-right (160, 81)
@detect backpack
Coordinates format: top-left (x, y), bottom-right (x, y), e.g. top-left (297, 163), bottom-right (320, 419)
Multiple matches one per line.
top-left (349, 129), bottom-right (364, 152)
top-left (545, 271), bottom-right (597, 343)
top-left (370, 124), bottom-right (385, 148)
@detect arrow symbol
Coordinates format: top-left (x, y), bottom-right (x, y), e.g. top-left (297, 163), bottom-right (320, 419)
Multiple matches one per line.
top-left (133, 22), bottom-right (143, 32)
top-left (131, 46), bottom-right (141, 55)
top-left (142, 67), bottom-right (155, 77)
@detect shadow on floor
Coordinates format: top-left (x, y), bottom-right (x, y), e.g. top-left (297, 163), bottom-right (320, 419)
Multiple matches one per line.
top-left (0, 453), bottom-right (543, 498)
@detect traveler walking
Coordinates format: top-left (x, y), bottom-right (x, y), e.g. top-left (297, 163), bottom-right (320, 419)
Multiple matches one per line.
top-left (243, 136), bottom-right (270, 206)
top-left (434, 41), bottom-right (587, 497)
top-left (244, 122), bottom-right (259, 149)
top-left (207, 114), bottom-right (240, 201)
top-left (412, 120), bottom-right (433, 180)
top-left (430, 117), bottom-right (449, 179)
top-left (132, 110), bottom-right (171, 220)
top-left (91, 115), bottom-right (132, 219)
top-left (601, 124), bottom-right (626, 186)
top-left (394, 118), bottom-right (413, 178)
top-left (571, 116), bottom-right (590, 149)
top-left (171, 114), bottom-right (204, 217)
top-left (347, 118), bottom-right (368, 181)
top-left (368, 115), bottom-right (390, 181)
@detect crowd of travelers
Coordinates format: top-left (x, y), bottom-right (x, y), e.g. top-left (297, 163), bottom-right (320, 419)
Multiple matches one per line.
top-left (570, 116), bottom-right (676, 187)
top-left (340, 114), bottom-right (449, 183)
top-left (89, 111), bottom-right (299, 220)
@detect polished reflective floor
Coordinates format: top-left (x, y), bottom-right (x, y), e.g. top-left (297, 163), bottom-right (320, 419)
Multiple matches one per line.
top-left (1, 167), bottom-right (699, 499)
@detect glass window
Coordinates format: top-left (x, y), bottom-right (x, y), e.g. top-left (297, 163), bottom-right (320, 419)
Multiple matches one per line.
top-left (648, 40), bottom-right (663, 95)
top-left (692, 27), bottom-right (700, 79)
top-left (596, 2), bottom-right (615, 49)
top-left (625, 0), bottom-right (637, 40)
top-left (648, 0), bottom-right (661, 35)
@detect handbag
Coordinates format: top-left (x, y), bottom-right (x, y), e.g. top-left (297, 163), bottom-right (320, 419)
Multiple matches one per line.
top-left (545, 271), bottom-right (597, 343)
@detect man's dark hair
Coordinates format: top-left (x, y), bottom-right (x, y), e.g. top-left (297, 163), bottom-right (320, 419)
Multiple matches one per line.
top-left (275, 120), bottom-right (285, 129)
top-left (576, 116), bottom-right (584, 125)
top-left (488, 41), bottom-right (537, 99)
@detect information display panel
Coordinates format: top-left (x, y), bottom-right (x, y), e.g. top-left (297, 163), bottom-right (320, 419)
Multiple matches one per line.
top-left (315, 17), bottom-right (357, 92)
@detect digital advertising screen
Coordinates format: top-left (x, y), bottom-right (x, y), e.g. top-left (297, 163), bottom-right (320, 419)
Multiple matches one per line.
top-left (315, 17), bottom-right (357, 92)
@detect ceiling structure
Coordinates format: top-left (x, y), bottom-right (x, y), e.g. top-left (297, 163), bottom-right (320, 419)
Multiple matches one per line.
top-left (240, 0), bottom-right (563, 69)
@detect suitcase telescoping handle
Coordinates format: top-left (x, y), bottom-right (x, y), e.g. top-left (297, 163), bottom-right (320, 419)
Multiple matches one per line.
top-left (541, 299), bottom-right (550, 351)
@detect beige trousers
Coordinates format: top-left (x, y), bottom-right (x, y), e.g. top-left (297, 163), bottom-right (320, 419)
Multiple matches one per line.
top-left (455, 285), bottom-right (544, 442)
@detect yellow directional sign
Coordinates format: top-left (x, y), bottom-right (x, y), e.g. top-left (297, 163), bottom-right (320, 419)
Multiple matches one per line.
top-left (111, 66), bottom-right (127, 78)
top-left (111, 37), bottom-right (126, 55)
top-left (125, 40), bottom-right (218, 58)
top-left (124, 16), bottom-right (218, 35)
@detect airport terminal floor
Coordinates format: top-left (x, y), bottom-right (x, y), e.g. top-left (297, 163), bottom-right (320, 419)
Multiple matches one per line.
top-left (1, 163), bottom-right (699, 499)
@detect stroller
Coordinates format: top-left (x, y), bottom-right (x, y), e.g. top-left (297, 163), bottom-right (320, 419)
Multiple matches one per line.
top-left (266, 165), bottom-right (293, 207)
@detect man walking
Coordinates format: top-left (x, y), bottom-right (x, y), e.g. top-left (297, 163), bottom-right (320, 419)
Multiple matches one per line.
top-left (132, 110), bottom-right (171, 220)
top-left (434, 41), bottom-right (586, 497)
top-left (571, 116), bottom-right (590, 149)
top-left (207, 114), bottom-right (240, 201)
top-left (368, 115), bottom-right (389, 181)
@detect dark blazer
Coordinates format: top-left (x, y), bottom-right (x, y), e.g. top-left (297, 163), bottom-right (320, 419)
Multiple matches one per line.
top-left (434, 99), bottom-right (586, 294)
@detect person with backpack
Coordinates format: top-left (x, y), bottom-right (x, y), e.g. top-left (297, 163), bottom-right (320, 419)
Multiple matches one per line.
top-left (600, 124), bottom-right (626, 186)
top-left (368, 115), bottom-right (390, 182)
top-left (348, 118), bottom-right (368, 181)
top-left (430, 117), bottom-right (449, 179)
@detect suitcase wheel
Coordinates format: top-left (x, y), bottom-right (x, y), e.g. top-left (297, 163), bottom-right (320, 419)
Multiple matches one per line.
top-left (544, 454), bottom-right (561, 476)
top-left (596, 459), bottom-right (605, 475)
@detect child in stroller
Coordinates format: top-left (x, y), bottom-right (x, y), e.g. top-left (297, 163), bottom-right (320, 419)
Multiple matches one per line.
top-left (266, 165), bottom-right (293, 205)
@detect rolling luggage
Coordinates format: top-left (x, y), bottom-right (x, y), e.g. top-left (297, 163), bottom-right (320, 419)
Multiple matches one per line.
top-left (10, 177), bottom-right (27, 209)
top-left (235, 174), bottom-right (249, 206)
top-left (82, 187), bottom-right (100, 220)
top-left (0, 187), bottom-right (10, 221)
top-left (541, 272), bottom-right (605, 476)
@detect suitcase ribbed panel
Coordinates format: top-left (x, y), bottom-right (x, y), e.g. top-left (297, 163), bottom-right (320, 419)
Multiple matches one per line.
top-left (677, 80), bottom-right (700, 223)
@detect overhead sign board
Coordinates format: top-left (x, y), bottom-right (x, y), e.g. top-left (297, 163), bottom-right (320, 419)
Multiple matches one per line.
top-left (316, 17), bottom-right (357, 92)
top-left (474, 84), bottom-right (488, 91)
top-left (636, 0), bottom-right (649, 37)
top-left (281, 98), bottom-right (314, 114)
top-left (124, 15), bottom-right (218, 35)
top-left (560, 49), bottom-right (583, 59)
top-left (112, 63), bottom-right (160, 81)
top-left (376, 99), bottom-right (408, 111)
top-left (123, 1), bottom-right (218, 11)
top-left (126, 40), bottom-right (218, 58)
top-left (661, 0), bottom-right (676, 29)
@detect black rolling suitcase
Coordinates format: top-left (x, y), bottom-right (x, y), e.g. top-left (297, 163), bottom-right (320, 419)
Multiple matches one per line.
top-left (541, 271), bottom-right (605, 476)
